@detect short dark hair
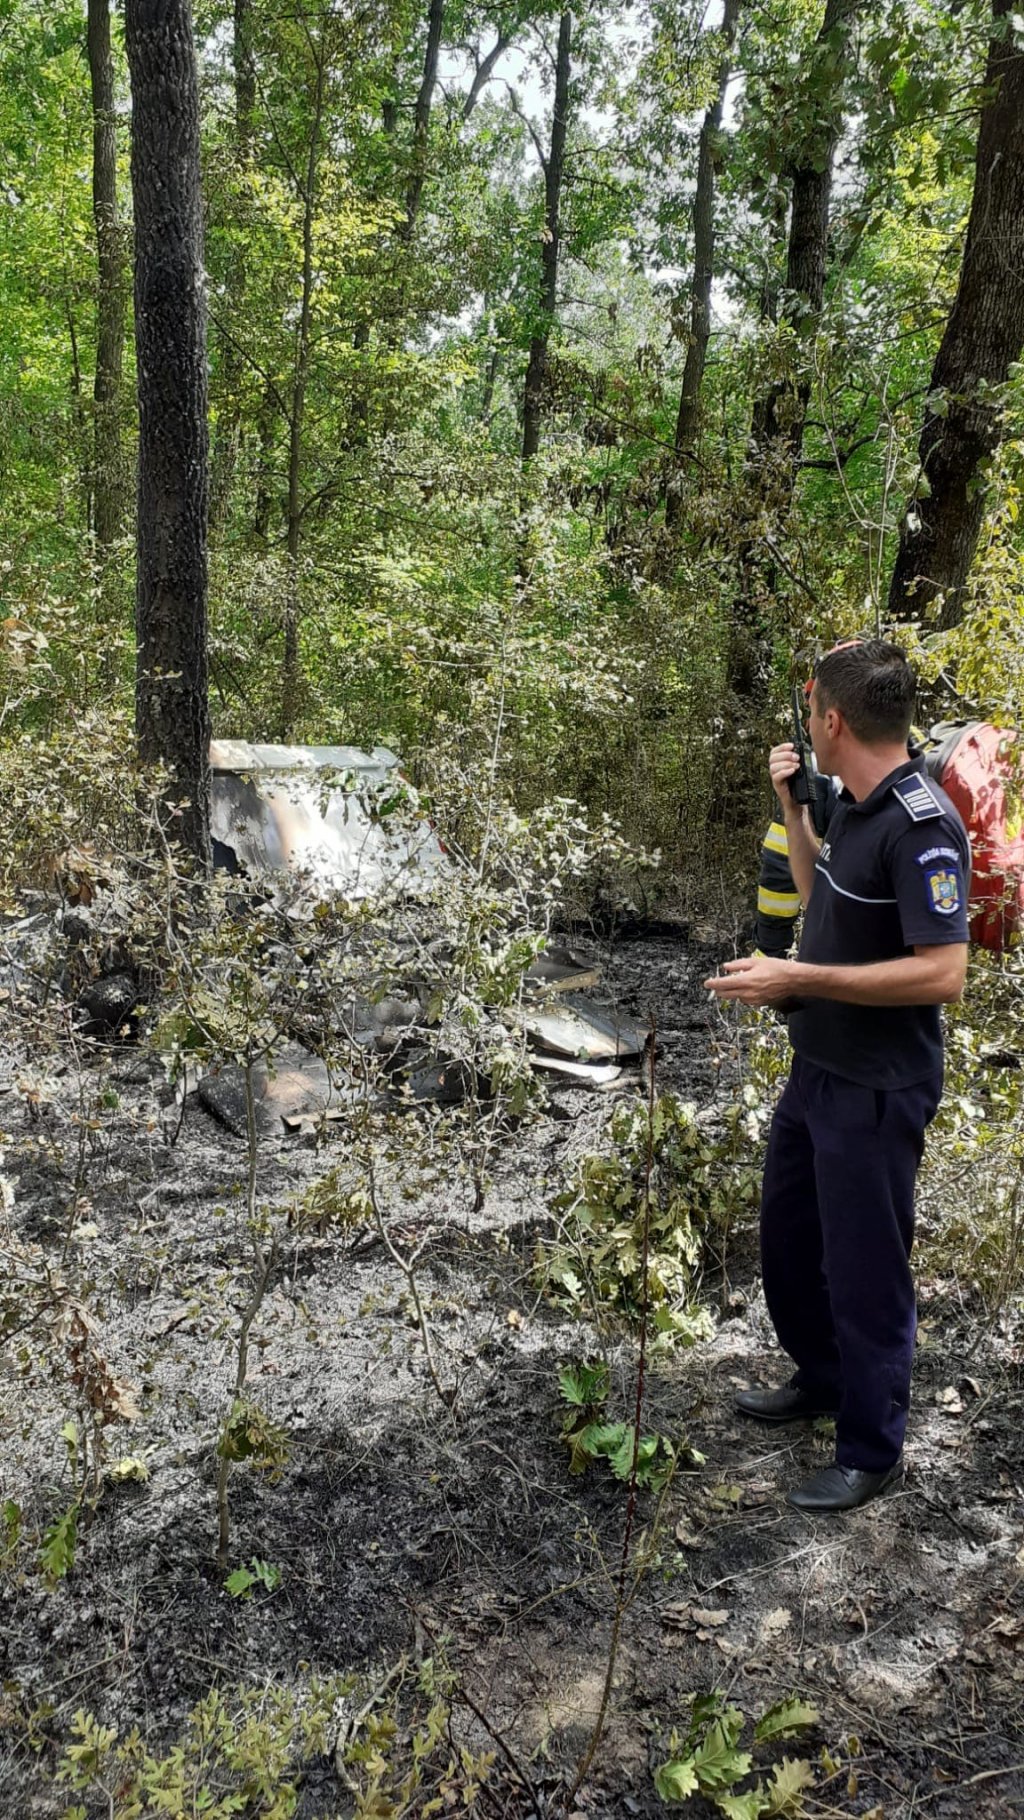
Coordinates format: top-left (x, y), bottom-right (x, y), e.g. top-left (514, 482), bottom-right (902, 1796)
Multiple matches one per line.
top-left (813, 640), bottom-right (916, 745)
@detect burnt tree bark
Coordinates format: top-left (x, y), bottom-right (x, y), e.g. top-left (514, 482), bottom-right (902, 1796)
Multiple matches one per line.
top-left (665, 0), bottom-right (741, 527)
top-left (126, 0), bottom-right (211, 867)
top-left (522, 10), bottom-right (572, 463)
top-left (888, 0), bottom-right (1024, 629)
top-left (87, 0), bottom-right (127, 548)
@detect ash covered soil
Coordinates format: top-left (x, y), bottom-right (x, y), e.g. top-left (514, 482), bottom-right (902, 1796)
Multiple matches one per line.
top-left (1, 930), bottom-right (1022, 1819)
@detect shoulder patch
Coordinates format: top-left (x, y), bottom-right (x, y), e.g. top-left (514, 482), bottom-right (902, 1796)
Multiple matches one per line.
top-left (892, 772), bottom-right (943, 823)
top-left (923, 862), bottom-right (962, 918)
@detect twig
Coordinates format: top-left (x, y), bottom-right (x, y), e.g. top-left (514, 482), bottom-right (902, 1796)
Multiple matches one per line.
top-left (410, 1603), bottom-right (541, 1811)
top-left (564, 1017), bottom-right (657, 1809)
top-left (334, 1655), bottom-right (409, 1790)
top-left (367, 1159), bottom-right (453, 1414)
top-left (215, 1233), bottom-right (279, 1570)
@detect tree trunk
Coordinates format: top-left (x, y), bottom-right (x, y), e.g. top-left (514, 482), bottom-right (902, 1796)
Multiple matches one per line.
top-left (728, 0), bottom-right (859, 706)
top-left (752, 0), bottom-right (859, 469)
top-left (665, 0), bottom-right (741, 527)
top-left (253, 381), bottom-right (277, 544)
top-left (522, 10), bottom-right (572, 463)
top-left (233, 0), bottom-right (256, 149)
top-left (210, 0), bottom-right (256, 527)
top-left (281, 31), bottom-right (327, 740)
top-left (87, 0), bottom-right (127, 549)
top-left (126, 0), bottom-right (211, 868)
top-left (888, 0), bottom-right (1024, 629)
top-left (404, 0), bottom-right (445, 234)
top-left (481, 345), bottom-right (501, 424)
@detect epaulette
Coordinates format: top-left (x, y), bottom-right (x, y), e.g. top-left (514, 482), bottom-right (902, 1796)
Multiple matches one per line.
top-left (891, 771), bottom-right (943, 823)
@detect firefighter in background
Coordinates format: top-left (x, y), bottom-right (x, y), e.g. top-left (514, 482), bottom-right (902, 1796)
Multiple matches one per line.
top-left (756, 709), bottom-right (1023, 957)
top-left (756, 780), bottom-right (839, 958)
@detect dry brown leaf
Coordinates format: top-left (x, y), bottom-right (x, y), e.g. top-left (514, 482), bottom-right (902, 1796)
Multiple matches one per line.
top-left (760, 1607), bottom-right (793, 1638)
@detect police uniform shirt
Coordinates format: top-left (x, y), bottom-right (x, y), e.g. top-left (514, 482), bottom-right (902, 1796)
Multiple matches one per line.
top-left (788, 759), bottom-right (971, 1090)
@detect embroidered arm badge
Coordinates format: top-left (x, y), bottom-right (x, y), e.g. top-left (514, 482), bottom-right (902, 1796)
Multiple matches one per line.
top-left (924, 864), bottom-right (961, 916)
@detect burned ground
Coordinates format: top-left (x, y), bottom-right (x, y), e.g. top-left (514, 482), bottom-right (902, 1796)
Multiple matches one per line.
top-left (0, 933), bottom-right (1022, 1819)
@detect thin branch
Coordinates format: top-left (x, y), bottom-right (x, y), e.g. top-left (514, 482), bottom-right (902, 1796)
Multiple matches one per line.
top-left (502, 81), bottom-right (547, 173)
top-left (462, 31), bottom-right (512, 120)
top-left (207, 306), bottom-right (292, 422)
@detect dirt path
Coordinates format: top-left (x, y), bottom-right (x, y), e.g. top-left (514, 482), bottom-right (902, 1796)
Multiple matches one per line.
top-left (0, 934), bottom-right (1021, 1818)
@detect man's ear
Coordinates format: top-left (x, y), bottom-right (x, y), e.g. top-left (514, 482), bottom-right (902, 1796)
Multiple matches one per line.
top-left (824, 706), bottom-right (843, 739)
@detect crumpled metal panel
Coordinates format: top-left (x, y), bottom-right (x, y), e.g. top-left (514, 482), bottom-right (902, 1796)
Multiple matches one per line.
top-left (208, 741), bottom-right (447, 898)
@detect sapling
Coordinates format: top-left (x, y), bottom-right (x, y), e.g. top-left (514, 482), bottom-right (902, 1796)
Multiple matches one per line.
top-left (565, 1021), bottom-right (659, 1808)
top-left (156, 887), bottom-right (310, 1567)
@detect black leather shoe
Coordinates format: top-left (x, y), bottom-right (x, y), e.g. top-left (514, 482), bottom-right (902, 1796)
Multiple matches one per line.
top-left (787, 1459), bottom-right (903, 1513)
top-left (735, 1385), bottom-right (839, 1424)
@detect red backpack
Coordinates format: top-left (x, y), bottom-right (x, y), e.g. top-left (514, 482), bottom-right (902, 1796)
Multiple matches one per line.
top-left (924, 724), bottom-right (1024, 952)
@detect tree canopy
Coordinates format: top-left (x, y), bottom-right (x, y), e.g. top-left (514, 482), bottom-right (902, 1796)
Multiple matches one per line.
top-left (1, 0), bottom-right (1023, 867)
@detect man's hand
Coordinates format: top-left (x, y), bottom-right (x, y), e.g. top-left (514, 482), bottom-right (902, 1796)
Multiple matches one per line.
top-left (769, 741), bottom-right (801, 813)
top-left (704, 955), bottom-right (801, 1007)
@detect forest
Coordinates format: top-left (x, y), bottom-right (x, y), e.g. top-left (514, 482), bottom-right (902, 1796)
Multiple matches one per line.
top-left (1, 0), bottom-right (1023, 1815)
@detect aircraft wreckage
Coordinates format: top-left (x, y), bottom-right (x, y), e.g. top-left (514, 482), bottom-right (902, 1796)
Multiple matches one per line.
top-left (199, 740), bottom-right (647, 1133)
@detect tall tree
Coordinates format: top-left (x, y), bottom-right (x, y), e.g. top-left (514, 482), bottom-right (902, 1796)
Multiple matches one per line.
top-left (404, 0), bottom-right (446, 234)
top-left (888, 0), bottom-right (1024, 629)
top-left (665, 0), bottom-right (742, 527)
top-left (748, 0), bottom-right (860, 472)
top-left (727, 0), bottom-right (860, 704)
top-left (87, 0), bottom-right (127, 548)
top-left (281, 20), bottom-right (329, 739)
top-left (125, 0), bottom-right (211, 867)
top-left (522, 9), bottom-right (572, 462)
top-left (209, 0), bottom-right (257, 526)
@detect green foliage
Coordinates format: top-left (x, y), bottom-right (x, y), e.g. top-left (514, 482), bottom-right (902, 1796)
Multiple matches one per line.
top-left (39, 1501), bottom-right (78, 1589)
top-left (57, 1679), bottom-right (348, 1820)
top-left (539, 1091), bottom-right (767, 1346)
top-left (1, 1498), bottom-right (23, 1574)
top-left (225, 1559), bottom-right (283, 1600)
top-left (914, 947), bottom-right (1024, 1309)
top-left (654, 1691), bottom-right (819, 1816)
top-left (753, 1700), bottom-right (822, 1746)
top-left (556, 1361), bottom-right (700, 1489)
top-left (340, 1654), bottom-right (495, 1819)
top-left (217, 1400), bottom-right (290, 1480)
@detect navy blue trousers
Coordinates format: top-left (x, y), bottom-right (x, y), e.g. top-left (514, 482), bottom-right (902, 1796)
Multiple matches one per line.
top-left (760, 1055), bottom-right (941, 1472)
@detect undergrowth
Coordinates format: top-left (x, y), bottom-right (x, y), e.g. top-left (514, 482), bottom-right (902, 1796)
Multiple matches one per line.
top-left (538, 1087), bottom-right (772, 1345)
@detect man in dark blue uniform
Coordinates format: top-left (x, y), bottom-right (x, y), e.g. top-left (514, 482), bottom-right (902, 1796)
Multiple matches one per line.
top-left (706, 642), bottom-right (970, 1512)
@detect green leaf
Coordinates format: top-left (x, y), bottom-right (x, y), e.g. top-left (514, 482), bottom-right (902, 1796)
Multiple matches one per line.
top-left (225, 1566), bottom-right (257, 1598)
top-left (108, 1456), bottom-right (149, 1484)
top-left (717, 1788), bottom-right (767, 1820)
top-left (40, 1503), bottom-right (78, 1587)
top-left (580, 1421), bottom-right (628, 1458)
top-left (693, 1715), bottom-right (750, 1792)
top-left (557, 1361), bottom-right (609, 1408)
top-left (763, 1758), bottom-right (815, 1816)
top-left (754, 1699), bottom-right (819, 1744)
top-left (608, 1427), bottom-right (639, 1481)
top-left (654, 1757), bottom-right (700, 1802)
